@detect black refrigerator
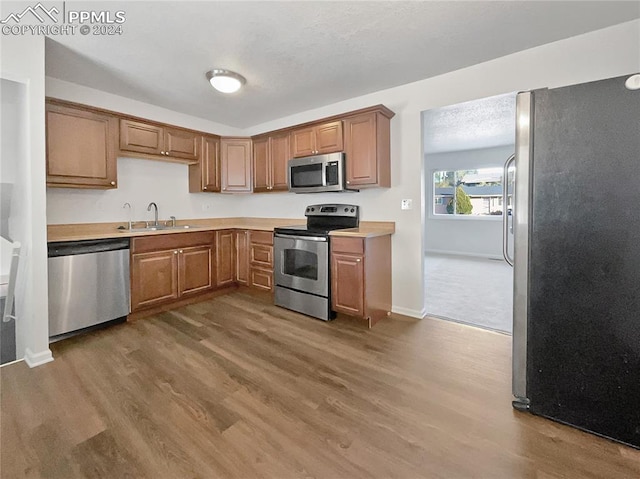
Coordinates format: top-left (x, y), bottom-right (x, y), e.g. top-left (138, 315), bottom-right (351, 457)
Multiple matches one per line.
top-left (511, 73), bottom-right (640, 449)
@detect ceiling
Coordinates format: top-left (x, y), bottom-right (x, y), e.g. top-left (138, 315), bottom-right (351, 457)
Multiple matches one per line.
top-left (423, 92), bottom-right (517, 153)
top-left (43, 1), bottom-right (640, 129)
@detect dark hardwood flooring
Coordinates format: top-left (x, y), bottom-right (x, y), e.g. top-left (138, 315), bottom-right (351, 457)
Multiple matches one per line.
top-left (2, 291), bottom-right (639, 478)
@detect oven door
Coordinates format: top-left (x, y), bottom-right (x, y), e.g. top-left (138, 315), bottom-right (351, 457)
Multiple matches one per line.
top-left (274, 234), bottom-right (329, 297)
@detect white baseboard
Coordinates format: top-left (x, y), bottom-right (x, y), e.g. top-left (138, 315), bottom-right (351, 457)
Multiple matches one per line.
top-left (0, 358), bottom-right (24, 368)
top-left (391, 306), bottom-right (426, 319)
top-left (425, 249), bottom-right (504, 261)
top-left (24, 348), bottom-right (54, 368)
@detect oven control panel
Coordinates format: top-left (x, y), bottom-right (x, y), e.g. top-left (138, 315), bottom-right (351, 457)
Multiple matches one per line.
top-left (305, 204), bottom-right (359, 217)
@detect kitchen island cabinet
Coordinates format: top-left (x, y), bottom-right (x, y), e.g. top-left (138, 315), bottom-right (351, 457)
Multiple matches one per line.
top-left (331, 235), bottom-right (391, 327)
top-left (130, 232), bottom-right (215, 312)
top-left (46, 101), bottom-right (118, 189)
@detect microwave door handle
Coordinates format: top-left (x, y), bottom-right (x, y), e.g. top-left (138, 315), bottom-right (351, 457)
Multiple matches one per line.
top-left (321, 162), bottom-right (327, 187)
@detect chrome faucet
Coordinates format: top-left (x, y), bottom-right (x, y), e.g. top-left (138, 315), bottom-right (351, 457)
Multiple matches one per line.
top-left (123, 202), bottom-right (132, 230)
top-left (147, 202), bottom-right (159, 227)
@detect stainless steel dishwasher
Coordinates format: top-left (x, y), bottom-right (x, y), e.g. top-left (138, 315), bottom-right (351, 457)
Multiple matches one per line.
top-left (48, 238), bottom-right (130, 340)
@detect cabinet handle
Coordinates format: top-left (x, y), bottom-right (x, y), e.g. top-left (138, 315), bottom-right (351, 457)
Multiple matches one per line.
top-left (110, 181), bottom-right (116, 186)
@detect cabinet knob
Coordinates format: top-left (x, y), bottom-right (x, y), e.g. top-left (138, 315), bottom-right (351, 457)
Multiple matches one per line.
top-left (174, 250), bottom-right (178, 254)
top-left (110, 181), bottom-right (116, 186)
top-left (356, 258), bottom-right (361, 262)
top-left (203, 186), bottom-right (207, 190)
top-left (346, 181), bottom-right (350, 184)
top-left (179, 250), bottom-right (183, 253)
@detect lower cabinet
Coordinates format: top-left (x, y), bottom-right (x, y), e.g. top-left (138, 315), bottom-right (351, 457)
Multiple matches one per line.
top-left (216, 230), bottom-right (235, 287)
top-left (130, 232), bottom-right (215, 312)
top-left (249, 231), bottom-right (274, 292)
top-left (234, 230), bottom-right (249, 285)
top-left (331, 235), bottom-right (392, 327)
top-left (130, 229), bottom-right (277, 314)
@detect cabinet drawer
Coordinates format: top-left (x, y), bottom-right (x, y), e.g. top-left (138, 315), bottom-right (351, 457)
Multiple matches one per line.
top-left (249, 230), bottom-right (273, 245)
top-left (132, 231), bottom-right (214, 254)
top-left (250, 244), bottom-right (273, 268)
top-left (331, 237), bottom-right (364, 255)
top-left (120, 119), bottom-right (163, 155)
top-left (250, 267), bottom-right (273, 292)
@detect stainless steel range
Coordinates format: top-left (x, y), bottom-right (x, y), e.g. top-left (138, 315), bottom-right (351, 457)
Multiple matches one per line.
top-left (274, 204), bottom-right (359, 321)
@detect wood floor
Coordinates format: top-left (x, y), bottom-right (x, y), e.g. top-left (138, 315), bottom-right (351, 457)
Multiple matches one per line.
top-left (2, 291), bottom-right (639, 478)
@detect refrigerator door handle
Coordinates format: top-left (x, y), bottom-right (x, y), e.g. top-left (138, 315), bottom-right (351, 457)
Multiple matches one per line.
top-left (512, 91), bottom-right (533, 411)
top-left (502, 154), bottom-right (515, 266)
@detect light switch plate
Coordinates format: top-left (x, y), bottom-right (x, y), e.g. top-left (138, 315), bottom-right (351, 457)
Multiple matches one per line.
top-left (401, 199), bottom-right (413, 210)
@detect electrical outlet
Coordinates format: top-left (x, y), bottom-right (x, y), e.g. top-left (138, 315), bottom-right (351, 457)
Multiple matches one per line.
top-left (401, 199), bottom-right (413, 210)
top-left (201, 203), bottom-right (212, 212)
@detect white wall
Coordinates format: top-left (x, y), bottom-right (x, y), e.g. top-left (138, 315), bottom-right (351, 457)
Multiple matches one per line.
top-left (45, 20), bottom-right (640, 319)
top-left (424, 145), bottom-right (514, 258)
top-left (1, 35), bottom-right (52, 366)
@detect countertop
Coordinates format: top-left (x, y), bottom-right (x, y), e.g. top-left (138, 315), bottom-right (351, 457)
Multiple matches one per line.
top-left (47, 218), bottom-right (395, 242)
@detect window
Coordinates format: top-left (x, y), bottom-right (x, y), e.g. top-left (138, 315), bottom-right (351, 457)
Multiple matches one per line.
top-left (433, 167), bottom-right (511, 217)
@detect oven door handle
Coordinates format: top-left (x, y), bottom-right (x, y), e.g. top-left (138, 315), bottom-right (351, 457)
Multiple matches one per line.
top-left (274, 233), bottom-right (328, 242)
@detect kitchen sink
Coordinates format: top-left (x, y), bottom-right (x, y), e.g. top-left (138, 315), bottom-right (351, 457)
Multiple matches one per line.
top-left (119, 225), bottom-right (198, 232)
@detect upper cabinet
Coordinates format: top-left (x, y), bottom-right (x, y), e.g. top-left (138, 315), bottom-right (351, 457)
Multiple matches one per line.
top-left (253, 131), bottom-right (290, 193)
top-left (189, 135), bottom-right (221, 193)
top-left (44, 99), bottom-right (394, 193)
top-left (120, 119), bottom-right (198, 163)
top-left (344, 107), bottom-right (393, 189)
top-left (46, 100), bottom-right (118, 189)
top-left (221, 138), bottom-right (252, 193)
top-left (290, 120), bottom-right (343, 158)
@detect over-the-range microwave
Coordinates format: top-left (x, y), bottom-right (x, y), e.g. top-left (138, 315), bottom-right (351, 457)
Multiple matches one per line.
top-left (287, 152), bottom-right (352, 193)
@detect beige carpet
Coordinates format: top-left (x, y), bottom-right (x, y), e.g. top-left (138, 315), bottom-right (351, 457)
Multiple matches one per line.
top-left (425, 253), bottom-right (513, 334)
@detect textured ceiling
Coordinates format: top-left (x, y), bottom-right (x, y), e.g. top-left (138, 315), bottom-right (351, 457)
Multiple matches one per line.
top-left (423, 93), bottom-right (517, 153)
top-left (42, 1), bottom-right (640, 128)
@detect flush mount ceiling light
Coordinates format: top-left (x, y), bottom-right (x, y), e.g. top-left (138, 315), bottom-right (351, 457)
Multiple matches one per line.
top-left (206, 69), bottom-right (246, 94)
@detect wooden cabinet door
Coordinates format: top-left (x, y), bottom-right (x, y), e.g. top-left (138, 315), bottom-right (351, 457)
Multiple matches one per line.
top-left (315, 121), bottom-right (343, 154)
top-left (201, 135), bottom-right (220, 192)
top-left (120, 119), bottom-right (164, 155)
top-left (165, 128), bottom-right (198, 161)
top-left (331, 253), bottom-right (364, 317)
top-left (190, 135), bottom-right (220, 192)
top-left (221, 138), bottom-right (252, 192)
top-left (46, 102), bottom-right (118, 188)
top-left (234, 230), bottom-right (249, 285)
top-left (131, 250), bottom-right (179, 311)
top-left (344, 114), bottom-right (376, 187)
top-left (216, 230), bottom-right (235, 286)
top-left (249, 244), bottom-right (273, 269)
top-left (290, 127), bottom-right (315, 158)
top-left (344, 112), bottom-right (391, 188)
top-left (252, 137), bottom-right (270, 192)
top-left (250, 268), bottom-right (273, 292)
top-left (270, 132), bottom-right (290, 191)
top-left (178, 245), bottom-right (213, 296)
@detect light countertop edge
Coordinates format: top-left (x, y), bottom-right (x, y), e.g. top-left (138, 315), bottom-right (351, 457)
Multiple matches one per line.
top-left (48, 218), bottom-right (395, 242)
